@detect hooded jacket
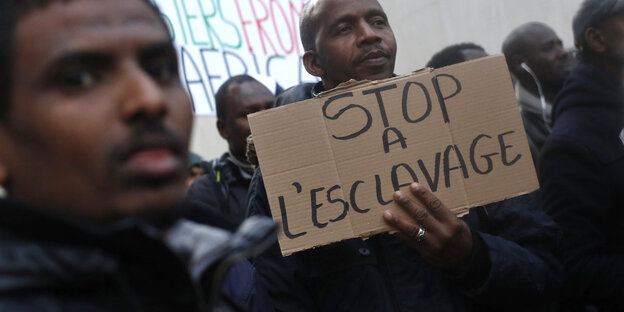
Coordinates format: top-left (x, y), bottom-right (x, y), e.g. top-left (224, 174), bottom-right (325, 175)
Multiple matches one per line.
top-left (539, 61), bottom-right (624, 311)
top-left (187, 152), bottom-right (254, 230)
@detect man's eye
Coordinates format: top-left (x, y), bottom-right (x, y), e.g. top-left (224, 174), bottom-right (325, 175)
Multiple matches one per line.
top-left (371, 18), bottom-right (387, 26)
top-left (145, 59), bottom-right (177, 84)
top-left (541, 43), bottom-right (555, 52)
top-left (338, 25), bottom-right (352, 34)
top-left (60, 69), bottom-right (97, 89)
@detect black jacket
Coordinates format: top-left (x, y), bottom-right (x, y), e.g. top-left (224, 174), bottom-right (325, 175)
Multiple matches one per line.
top-left (0, 198), bottom-right (273, 312)
top-left (539, 61), bottom-right (624, 311)
top-left (187, 153), bottom-right (254, 229)
top-left (248, 83), bottom-right (562, 312)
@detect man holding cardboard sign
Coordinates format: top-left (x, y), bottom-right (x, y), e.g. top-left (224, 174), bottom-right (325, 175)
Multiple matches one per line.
top-left (248, 0), bottom-right (561, 310)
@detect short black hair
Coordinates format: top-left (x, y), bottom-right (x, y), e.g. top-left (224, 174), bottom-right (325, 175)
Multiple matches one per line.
top-left (0, 0), bottom-right (165, 120)
top-left (573, 0), bottom-right (624, 55)
top-left (214, 75), bottom-right (259, 121)
top-left (426, 43), bottom-right (485, 68)
top-left (300, 0), bottom-right (319, 52)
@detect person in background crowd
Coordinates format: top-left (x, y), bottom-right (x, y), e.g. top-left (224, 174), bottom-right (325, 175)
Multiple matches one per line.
top-left (0, 0), bottom-right (274, 310)
top-left (567, 47), bottom-right (581, 69)
top-left (426, 42), bottom-right (488, 68)
top-left (186, 152), bottom-right (205, 188)
top-left (502, 22), bottom-right (571, 169)
top-left (186, 75), bottom-right (275, 227)
top-left (539, 0), bottom-right (624, 310)
top-left (247, 0), bottom-right (562, 311)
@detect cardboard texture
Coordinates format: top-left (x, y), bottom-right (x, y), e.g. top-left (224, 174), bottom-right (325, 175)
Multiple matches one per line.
top-left (249, 55), bottom-right (539, 256)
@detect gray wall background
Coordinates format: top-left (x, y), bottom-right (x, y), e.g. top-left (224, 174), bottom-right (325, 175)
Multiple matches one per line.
top-left (381, 0), bottom-right (583, 73)
top-left (191, 0), bottom-right (584, 160)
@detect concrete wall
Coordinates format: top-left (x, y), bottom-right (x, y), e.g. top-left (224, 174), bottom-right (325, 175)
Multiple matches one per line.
top-left (191, 0), bottom-right (583, 161)
top-left (190, 115), bottom-right (227, 161)
top-left (379, 0), bottom-right (583, 74)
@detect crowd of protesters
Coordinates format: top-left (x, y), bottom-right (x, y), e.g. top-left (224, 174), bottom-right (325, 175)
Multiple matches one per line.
top-left (0, 0), bottom-right (621, 311)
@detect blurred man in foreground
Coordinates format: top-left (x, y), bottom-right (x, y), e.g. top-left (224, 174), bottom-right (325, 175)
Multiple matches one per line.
top-left (0, 0), bottom-right (272, 310)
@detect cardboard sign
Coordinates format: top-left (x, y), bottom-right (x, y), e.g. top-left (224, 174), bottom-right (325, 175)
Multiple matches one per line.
top-left (249, 55), bottom-right (539, 255)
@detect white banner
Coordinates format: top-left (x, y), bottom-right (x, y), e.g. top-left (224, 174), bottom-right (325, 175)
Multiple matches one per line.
top-left (153, 0), bottom-right (319, 115)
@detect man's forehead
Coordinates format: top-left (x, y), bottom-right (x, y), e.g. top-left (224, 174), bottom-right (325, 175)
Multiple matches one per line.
top-left (522, 25), bottom-right (559, 46)
top-left (230, 81), bottom-right (273, 102)
top-left (15, 0), bottom-right (168, 60)
top-left (312, 0), bottom-right (385, 24)
top-left (17, 0), bottom-right (164, 40)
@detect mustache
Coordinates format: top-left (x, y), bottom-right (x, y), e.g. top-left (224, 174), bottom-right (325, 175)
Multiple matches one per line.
top-left (107, 122), bottom-right (186, 166)
top-left (353, 44), bottom-right (391, 65)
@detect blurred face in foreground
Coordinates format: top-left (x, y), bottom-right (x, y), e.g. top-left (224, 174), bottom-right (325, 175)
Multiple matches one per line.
top-left (0, 0), bottom-right (193, 222)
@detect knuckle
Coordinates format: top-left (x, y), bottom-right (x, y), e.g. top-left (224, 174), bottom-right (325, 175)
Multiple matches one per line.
top-left (412, 207), bottom-right (429, 221)
top-left (428, 239), bottom-right (443, 250)
top-left (438, 229), bottom-right (452, 242)
top-left (448, 218), bottom-right (462, 231)
top-left (428, 198), bottom-right (443, 211)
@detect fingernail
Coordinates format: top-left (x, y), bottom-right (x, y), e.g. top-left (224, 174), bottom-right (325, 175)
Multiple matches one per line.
top-left (412, 183), bottom-right (422, 191)
top-left (383, 210), bottom-right (394, 222)
top-left (394, 191), bottom-right (404, 201)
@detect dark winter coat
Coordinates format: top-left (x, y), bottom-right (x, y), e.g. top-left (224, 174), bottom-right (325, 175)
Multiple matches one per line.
top-left (187, 152), bottom-right (254, 229)
top-left (0, 198), bottom-right (273, 312)
top-left (248, 83), bottom-right (562, 312)
top-left (539, 61), bottom-right (624, 311)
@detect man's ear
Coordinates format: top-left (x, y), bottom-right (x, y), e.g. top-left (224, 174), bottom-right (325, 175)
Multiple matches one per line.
top-left (216, 119), bottom-right (228, 140)
top-left (303, 50), bottom-right (325, 78)
top-left (585, 27), bottom-right (607, 53)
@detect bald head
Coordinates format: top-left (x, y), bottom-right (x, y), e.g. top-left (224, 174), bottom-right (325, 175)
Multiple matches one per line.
top-left (503, 23), bottom-right (556, 67)
top-left (502, 22), bottom-right (570, 100)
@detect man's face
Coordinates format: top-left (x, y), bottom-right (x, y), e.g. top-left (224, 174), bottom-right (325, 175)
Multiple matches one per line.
top-left (600, 13), bottom-right (624, 69)
top-left (307, 0), bottom-right (397, 89)
top-left (219, 81), bottom-right (274, 163)
top-left (522, 26), bottom-right (570, 91)
top-left (0, 0), bottom-right (193, 221)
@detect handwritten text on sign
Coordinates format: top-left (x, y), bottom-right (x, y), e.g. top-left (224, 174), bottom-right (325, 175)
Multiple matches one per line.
top-left (249, 55), bottom-right (538, 255)
top-left (153, 0), bottom-right (318, 115)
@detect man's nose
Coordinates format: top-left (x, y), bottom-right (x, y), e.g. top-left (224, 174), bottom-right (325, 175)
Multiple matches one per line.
top-left (554, 44), bottom-right (567, 60)
top-left (356, 21), bottom-right (381, 46)
top-left (118, 63), bottom-right (168, 121)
